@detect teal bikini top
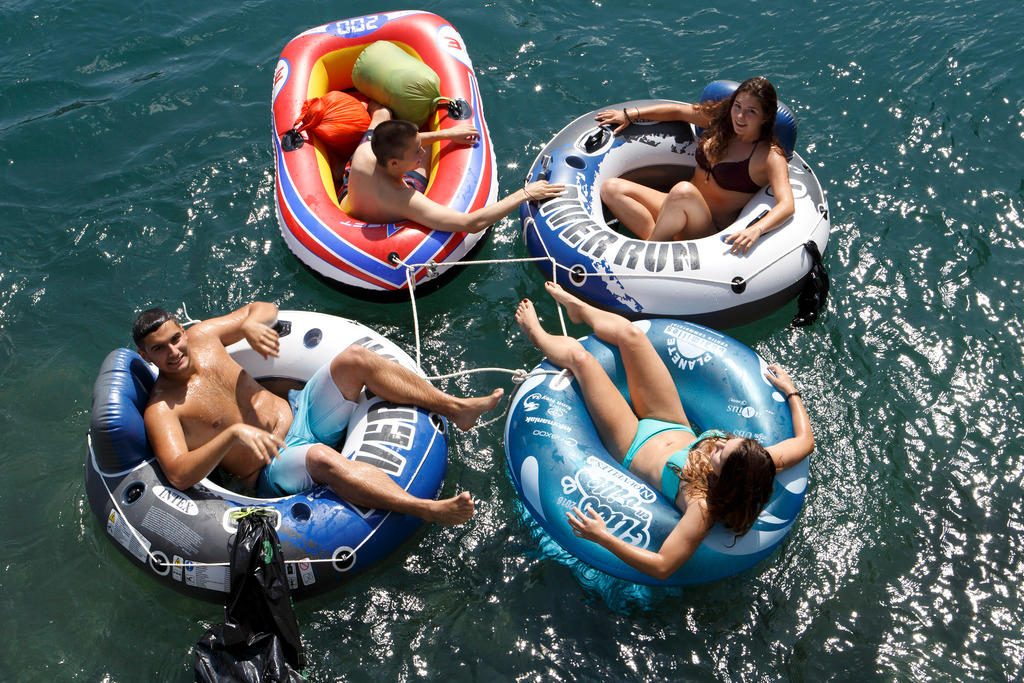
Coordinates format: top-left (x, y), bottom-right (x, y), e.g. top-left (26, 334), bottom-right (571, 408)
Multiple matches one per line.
top-left (661, 429), bottom-right (727, 502)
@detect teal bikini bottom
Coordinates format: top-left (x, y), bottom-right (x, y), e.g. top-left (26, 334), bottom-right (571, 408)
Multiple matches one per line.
top-left (622, 418), bottom-right (695, 469)
top-left (620, 418), bottom-right (726, 501)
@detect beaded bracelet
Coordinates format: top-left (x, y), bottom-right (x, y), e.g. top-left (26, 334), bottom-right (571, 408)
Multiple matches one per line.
top-left (785, 392), bottom-right (801, 400)
top-left (623, 107), bottom-right (633, 124)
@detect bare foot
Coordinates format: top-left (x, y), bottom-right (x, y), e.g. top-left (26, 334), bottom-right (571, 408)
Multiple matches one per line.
top-left (452, 387), bottom-right (504, 431)
top-left (544, 281), bottom-right (586, 324)
top-left (517, 296), bottom-right (589, 371)
top-left (426, 491), bottom-right (475, 525)
top-left (514, 298), bottom-right (545, 347)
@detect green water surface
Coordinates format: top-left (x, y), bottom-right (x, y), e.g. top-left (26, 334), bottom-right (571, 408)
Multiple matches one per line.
top-left (1, 1), bottom-right (1022, 680)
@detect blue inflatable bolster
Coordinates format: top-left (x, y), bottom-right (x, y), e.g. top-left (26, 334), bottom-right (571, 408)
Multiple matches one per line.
top-left (695, 79), bottom-right (797, 161)
top-left (89, 348), bottom-right (156, 473)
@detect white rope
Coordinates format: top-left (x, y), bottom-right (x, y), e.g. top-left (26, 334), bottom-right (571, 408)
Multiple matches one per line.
top-left (396, 254), bottom-right (555, 268)
top-left (390, 210), bottom-right (824, 418)
top-left (97, 452), bottom-right (233, 568)
top-left (390, 254), bottom-right (563, 367)
top-left (390, 251), bottom-right (570, 372)
top-left (425, 367), bottom-right (530, 382)
top-left (388, 252), bottom-right (579, 434)
top-left (179, 302), bottom-right (201, 327)
top-left (527, 230), bottom-right (569, 334)
top-left (400, 261), bottom-right (423, 367)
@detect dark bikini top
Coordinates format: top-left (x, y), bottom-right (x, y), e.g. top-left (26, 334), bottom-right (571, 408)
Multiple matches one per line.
top-left (694, 140), bottom-right (762, 194)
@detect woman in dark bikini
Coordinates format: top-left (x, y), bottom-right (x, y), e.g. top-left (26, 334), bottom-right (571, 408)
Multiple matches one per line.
top-left (515, 282), bottom-right (815, 580)
top-left (596, 76), bottom-right (794, 254)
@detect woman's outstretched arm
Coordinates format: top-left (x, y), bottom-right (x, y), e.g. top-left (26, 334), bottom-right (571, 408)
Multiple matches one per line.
top-left (764, 364), bottom-right (815, 471)
top-left (595, 102), bottom-right (712, 134)
top-left (567, 501), bottom-right (711, 581)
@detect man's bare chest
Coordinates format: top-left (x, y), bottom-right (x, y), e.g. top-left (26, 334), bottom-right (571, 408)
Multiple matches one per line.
top-left (174, 366), bottom-right (254, 436)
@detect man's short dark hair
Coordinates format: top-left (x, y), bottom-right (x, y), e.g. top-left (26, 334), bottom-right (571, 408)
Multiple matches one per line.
top-left (132, 308), bottom-right (177, 347)
top-left (371, 120), bottom-right (419, 167)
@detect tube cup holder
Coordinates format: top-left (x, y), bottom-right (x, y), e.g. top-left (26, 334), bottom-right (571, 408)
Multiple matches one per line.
top-left (303, 328), bottom-right (322, 348)
top-left (290, 502), bottom-right (311, 522)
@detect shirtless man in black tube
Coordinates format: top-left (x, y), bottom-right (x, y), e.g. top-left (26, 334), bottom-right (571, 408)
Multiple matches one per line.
top-left (133, 301), bottom-right (502, 524)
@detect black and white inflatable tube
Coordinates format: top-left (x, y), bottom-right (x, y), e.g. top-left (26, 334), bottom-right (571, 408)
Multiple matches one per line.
top-left (85, 310), bottom-right (448, 602)
top-left (520, 80), bottom-right (830, 328)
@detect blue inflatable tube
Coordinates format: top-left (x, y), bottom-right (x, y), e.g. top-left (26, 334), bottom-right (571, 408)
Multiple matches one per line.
top-left (503, 318), bottom-right (808, 585)
top-left (85, 311), bottom-right (448, 601)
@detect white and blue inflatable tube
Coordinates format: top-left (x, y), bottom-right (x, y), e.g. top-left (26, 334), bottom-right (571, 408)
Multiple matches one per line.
top-left (86, 310), bottom-right (448, 601)
top-left (503, 318), bottom-right (808, 586)
top-left (520, 81), bottom-right (830, 327)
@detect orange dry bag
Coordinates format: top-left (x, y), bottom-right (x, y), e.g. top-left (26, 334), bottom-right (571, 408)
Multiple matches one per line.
top-left (292, 91), bottom-right (370, 157)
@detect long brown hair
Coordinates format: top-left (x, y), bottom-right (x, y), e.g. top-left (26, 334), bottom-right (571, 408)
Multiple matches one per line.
top-left (696, 76), bottom-right (779, 165)
top-left (681, 436), bottom-right (776, 535)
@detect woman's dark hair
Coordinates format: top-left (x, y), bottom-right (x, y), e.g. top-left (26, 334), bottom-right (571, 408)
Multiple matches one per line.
top-left (132, 308), bottom-right (176, 347)
top-left (371, 119), bottom-right (419, 167)
top-left (698, 76), bottom-right (779, 165)
top-left (705, 438), bottom-right (776, 535)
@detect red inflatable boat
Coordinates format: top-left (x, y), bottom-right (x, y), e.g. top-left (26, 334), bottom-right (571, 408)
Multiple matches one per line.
top-left (272, 11), bottom-right (497, 294)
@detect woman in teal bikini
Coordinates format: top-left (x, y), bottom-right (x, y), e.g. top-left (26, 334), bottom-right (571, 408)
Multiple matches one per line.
top-left (515, 282), bottom-right (815, 581)
top-left (596, 76), bottom-right (794, 254)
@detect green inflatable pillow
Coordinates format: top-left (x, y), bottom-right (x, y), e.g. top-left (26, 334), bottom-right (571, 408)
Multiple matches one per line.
top-left (352, 41), bottom-right (442, 128)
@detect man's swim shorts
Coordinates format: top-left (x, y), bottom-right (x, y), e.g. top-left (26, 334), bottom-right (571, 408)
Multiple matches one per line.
top-left (255, 363), bottom-right (357, 497)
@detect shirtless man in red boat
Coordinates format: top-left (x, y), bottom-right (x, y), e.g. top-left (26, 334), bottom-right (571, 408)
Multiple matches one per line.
top-left (133, 301), bottom-right (503, 523)
top-left (341, 103), bottom-right (564, 231)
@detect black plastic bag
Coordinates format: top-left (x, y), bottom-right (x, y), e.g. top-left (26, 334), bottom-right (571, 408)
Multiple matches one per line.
top-left (791, 240), bottom-right (830, 327)
top-left (194, 509), bottom-right (305, 682)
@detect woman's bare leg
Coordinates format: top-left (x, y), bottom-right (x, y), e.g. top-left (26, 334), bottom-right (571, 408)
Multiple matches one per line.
top-left (647, 181), bottom-right (716, 242)
top-left (544, 282), bottom-right (688, 425)
top-left (601, 177), bottom-right (668, 239)
top-left (516, 299), bottom-right (638, 461)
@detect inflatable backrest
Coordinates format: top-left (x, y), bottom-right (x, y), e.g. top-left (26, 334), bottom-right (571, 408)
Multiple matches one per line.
top-left (352, 41), bottom-right (441, 128)
top-left (89, 348), bottom-right (156, 473)
top-left (695, 79), bottom-right (797, 160)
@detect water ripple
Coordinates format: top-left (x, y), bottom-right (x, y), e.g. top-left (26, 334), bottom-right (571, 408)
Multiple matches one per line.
top-left (4, 0), bottom-right (1024, 680)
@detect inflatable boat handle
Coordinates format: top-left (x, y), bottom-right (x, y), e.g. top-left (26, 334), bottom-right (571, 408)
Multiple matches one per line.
top-left (720, 209), bottom-right (768, 245)
top-left (272, 320), bottom-right (292, 337)
top-left (438, 97), bottom-right (473, 121)
top-left (745, 209), bottom-right (769, 228)
top-left (280, 128), bottom-right (305, 152)
top-left (581, 125), bottom-right (613, 154)
top-left (537, 154), bottom-right (552, 181)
